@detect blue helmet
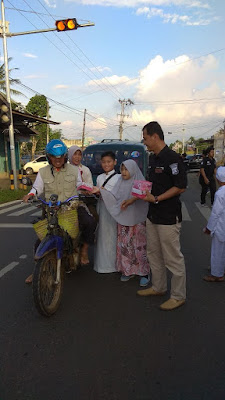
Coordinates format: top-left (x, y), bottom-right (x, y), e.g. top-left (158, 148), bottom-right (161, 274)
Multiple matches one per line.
top-left (45, 139), bottom-right (68, 158)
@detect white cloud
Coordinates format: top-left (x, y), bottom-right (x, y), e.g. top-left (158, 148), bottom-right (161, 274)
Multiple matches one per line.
top-left (130, 54), bottom-right (225, 132)
top-left (53, 84), bottom-right (70, 90)
top-left (23, 53), bottom-right (38, 58)
top-left (61, 120), bottom-right (74, 127)
top-left (65, 0), bottom-right (210, 8)
top-left (88, 117), bottom-right (107, 131)
top-left (43, 0), bottom-right (56, 7)
top-left (89, 66), bottom-right (112, 73)
top-left (87, 74), bottom-right (137, 88)
top-left (136, 6), bottom-right (212, 25)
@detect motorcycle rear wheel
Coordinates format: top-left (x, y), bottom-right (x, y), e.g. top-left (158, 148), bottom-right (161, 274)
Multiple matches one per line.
top-left (32, 251), bottom-right (64, 317)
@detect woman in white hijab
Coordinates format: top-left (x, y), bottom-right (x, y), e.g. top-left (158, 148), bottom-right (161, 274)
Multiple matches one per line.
top-left (68, 145), bottom-right (93, 186)
top-left (101, 159), bottom-right (150, 286)
top-left (68, 145), bottom-right (97, 265)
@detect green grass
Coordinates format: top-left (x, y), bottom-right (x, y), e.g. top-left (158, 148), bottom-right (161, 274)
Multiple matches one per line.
top-left (0, 189), bottom-right (29, 204)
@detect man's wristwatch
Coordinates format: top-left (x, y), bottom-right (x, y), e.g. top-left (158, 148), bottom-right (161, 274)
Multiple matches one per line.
top-left (154, 196), bottom-right (159, 204)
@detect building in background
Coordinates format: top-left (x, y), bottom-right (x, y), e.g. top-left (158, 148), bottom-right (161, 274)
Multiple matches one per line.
top-left (63, 137), bottom-right (97, 149)
top-left (0, 110), bottom-right (59, 177)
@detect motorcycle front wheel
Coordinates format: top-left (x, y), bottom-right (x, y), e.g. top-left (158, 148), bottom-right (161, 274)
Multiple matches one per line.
top-left (32, 251), bottom-right (64, 317)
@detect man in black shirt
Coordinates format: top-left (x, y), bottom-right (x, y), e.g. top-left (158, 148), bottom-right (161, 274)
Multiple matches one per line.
top-left (200, 146), bottom-right (216, 207)
top-left (137, 121), bottom-right (187, 311)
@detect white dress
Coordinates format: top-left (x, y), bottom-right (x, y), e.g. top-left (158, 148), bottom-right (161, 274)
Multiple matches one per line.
top-left (94, 170), bottom-right (120, 273)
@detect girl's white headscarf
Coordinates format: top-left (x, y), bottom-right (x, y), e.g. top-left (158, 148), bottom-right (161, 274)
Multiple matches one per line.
top-left (68, 145), bottom-right (82, 165)
top-left (100, 159), bottom-right (149, 226)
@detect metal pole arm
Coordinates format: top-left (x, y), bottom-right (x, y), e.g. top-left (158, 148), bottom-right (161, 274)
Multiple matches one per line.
top-left (1, 22), bottom-right (95, 37)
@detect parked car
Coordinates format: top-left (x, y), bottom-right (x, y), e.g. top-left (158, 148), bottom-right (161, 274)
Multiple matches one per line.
top-left (20, 155), bottom-right (31, 166)
top-left (186, 154), bottom-right (203, 171)
top-left (23, 155), bottom-right (48, 175)
top-left (82, 140), bottom-right (149, 184)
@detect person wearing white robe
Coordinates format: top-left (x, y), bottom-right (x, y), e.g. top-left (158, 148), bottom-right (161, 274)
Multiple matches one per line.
top-left (203, 166), bottom-right (225, 282)
top-left (94, 152), bottom-right (120, 273)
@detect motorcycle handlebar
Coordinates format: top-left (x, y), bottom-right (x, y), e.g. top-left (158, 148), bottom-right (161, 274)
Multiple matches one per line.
top-left (26, 193), bottom-right (97, 207)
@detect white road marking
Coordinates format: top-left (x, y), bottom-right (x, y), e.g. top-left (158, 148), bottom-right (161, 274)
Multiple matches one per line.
top-left (181, 202), bottom-right (191, 221)
top-left (0, 261), bottom-right (19, 278)
top-left (0, 223), bottom-right (33, 228)
top-left (8, 206), bottom-right (36, 216)
top-left (195, 202), bottom-right (211, 221)
top-left (0, 203), bottom-right (26, 215)
top-left (30, 211), bottom-right (42, 216)
top-left (0, 200), bottom-right (20, 208)
top-left (19, 254), bottom-right (27, 259)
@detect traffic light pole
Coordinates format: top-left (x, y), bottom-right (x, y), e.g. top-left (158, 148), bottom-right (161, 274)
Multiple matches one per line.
top-left (0, 0), bottom-right (94, 190)
top-left (3, 23), bottom-right (94, 38)
top-left (1, 0), bottom-right (17, 188)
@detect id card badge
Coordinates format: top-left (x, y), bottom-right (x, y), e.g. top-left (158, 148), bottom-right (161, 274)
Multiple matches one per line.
top-left (155, 166), bottom-right (164, 174)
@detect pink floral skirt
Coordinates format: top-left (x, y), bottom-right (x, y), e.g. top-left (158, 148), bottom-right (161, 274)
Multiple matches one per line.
top-left (116, 222), bottom-right (150, 276)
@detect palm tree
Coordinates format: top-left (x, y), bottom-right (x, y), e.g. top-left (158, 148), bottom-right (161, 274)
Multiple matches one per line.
top-left (0, 57), bottom-right (23, 99)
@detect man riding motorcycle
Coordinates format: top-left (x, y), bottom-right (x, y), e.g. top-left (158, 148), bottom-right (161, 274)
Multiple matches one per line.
top-left (23, 139), bottom-right (97, 283)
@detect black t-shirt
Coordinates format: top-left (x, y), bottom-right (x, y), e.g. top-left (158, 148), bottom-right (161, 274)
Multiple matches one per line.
top-left (200, 157), bottom-right (216, 179)
top-left (147, 146), bottom-right (187, 225)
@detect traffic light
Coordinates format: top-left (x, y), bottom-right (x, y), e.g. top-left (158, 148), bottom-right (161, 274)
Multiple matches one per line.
top-left (0, 95), bottom-right (11, 126)
top-left (55, 18), bottom-right (78, 32)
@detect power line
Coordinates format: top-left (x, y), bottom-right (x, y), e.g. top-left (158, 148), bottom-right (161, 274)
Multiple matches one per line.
top-left (15, 81), bottom-right (121, 129)
top-left (16, 82), bottom-right (84, 115)
top-left (35, 0), bottom-right (125, 99)
top-left (135, 97), bottom-right (225, 105)
top-left (20, 0), bottom-right (120, 100)
top-left (8, 0), bottom-right (120, 101)
top-left (22, 0), bottom-right (119, 100)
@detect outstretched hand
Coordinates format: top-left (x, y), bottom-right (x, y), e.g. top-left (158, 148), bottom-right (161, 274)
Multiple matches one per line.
top-left (22, 194), bottom-right (33, 203)
top-left (203, 227), bottom-right (211, 235)
top-left (91, 186), bottom-right (100, 194)
top-left (121, 198), bottom-right (136, 210)
top-left (143, 190), bottom-right (155, 203)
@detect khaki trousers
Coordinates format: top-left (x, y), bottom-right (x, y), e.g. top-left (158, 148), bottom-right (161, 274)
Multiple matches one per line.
top-left (146, 219), bottom-right (186, 300)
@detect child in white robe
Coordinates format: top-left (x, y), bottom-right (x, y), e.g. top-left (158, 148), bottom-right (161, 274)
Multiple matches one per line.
top-left (94, 151), bottom-right (120, 273)
top-left (203, 166), bottom-right (225, 282)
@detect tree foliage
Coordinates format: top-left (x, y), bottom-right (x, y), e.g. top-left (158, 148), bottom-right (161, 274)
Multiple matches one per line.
top-left (25, 95), bottom-right (62, 157)
top-left (26, 95), bottom-right (48, 117)
top-left (0, 57), bottom-right (23, 98)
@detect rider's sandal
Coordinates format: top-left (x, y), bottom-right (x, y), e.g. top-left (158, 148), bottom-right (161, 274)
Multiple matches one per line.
top-left (25, 274), bottom-right (33, 284)
top-left (80, 255), bottom-right (90, 265)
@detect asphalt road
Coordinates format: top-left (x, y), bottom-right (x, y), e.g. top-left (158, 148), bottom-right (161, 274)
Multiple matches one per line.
top-left (0, 173), bottom-right (225, 400)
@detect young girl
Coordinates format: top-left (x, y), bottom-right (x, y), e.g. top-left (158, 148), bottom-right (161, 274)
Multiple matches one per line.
top-left (101, 159), bottom-right (150, 286)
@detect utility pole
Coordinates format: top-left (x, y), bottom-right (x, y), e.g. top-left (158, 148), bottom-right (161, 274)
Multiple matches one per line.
top-left (118, 99), bottom-right (134, 140)
top-left (182, 124), bottom-right (185, 154)
top-left (1, 0), bottom-right (17, 188)
top-left (46, 101), bottom-right (50, 144)
top-left (223, 119), bottom-right (225, 165)
top-left (81, 108), bottom-right (86, 150)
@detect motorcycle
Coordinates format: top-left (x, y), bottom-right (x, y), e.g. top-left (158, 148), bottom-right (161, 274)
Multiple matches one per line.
top-left (29, 193), bottom-right (94, 317)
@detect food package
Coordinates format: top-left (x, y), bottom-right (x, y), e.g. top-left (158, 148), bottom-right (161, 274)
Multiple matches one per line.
top-left (131, 180), bottom-right (152, 199)
top-left (77, 182), bottom-right (93, 192)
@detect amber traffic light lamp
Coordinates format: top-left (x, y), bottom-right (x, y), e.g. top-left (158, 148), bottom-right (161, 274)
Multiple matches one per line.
top-left (55, 18), bottom-right (78, 32)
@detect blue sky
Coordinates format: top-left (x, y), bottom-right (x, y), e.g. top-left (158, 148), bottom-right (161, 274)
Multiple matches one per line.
top-left (2, 0), bottom-right (225, 145)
